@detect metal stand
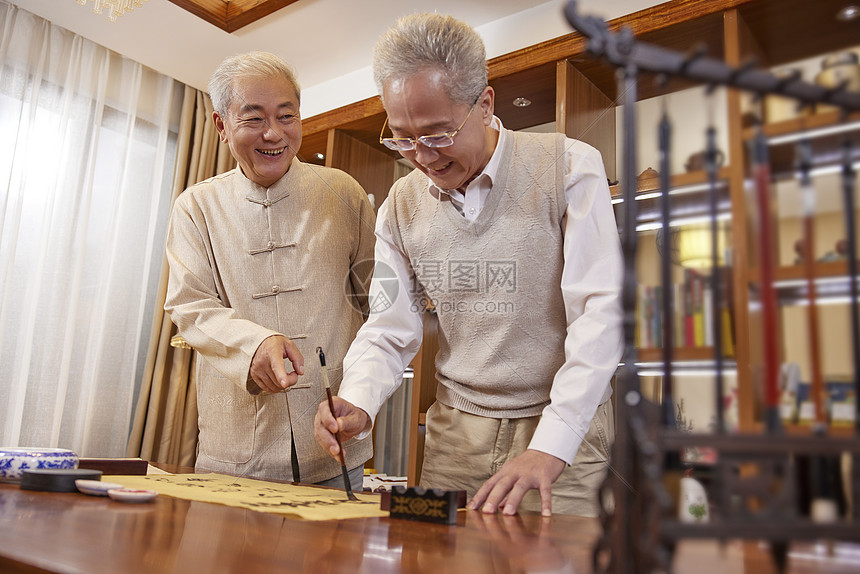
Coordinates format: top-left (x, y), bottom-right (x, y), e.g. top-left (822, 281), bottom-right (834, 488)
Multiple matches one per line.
top-left (563, 2), bottom-right (860, 572)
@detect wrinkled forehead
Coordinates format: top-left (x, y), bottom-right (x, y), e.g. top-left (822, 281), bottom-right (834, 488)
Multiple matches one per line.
top-left (382, 72), bottom-right (464, 131)
top-left (225, 74), bottom-right (299, 115)
top-left (381, 68), bottom-right (458, 106)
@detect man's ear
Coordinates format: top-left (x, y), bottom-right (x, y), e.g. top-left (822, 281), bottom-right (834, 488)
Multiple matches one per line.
top-left (213, 111), bottom-right (228, 144)
top-left (480, 86), bottom-right (495, 125)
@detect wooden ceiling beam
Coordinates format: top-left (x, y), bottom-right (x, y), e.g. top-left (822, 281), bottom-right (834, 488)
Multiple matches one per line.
top-left (167, 0), bottom-right (300, 33)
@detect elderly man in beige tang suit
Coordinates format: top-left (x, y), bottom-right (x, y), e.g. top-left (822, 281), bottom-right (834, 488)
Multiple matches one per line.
top-left (164, 51), bottom-right (375, 489)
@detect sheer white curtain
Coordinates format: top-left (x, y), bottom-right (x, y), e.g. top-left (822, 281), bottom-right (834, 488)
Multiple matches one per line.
top-left (0, 2), bottom-right (182, 455)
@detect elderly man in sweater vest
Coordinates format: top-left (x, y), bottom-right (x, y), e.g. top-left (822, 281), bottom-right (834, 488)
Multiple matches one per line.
top-left (314, 14), bottom-right (623, 516)
top-left (165, 52), bottom-right (375, 489)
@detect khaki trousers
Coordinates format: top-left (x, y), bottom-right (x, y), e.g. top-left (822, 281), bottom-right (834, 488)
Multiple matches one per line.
top-left (419, 400), bottom-right (614, 516)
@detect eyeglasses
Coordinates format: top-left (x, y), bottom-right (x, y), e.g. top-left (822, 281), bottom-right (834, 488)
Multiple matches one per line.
top-left (379, 97), bottom-right (480, 152)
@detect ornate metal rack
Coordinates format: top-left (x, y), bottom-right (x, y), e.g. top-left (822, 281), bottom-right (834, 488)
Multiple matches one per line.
top-left (563, 2), bottom-right (860, 572)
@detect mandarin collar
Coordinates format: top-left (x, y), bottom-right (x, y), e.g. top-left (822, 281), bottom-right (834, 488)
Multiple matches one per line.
top-left (238, 159), bottom-right (304, 202)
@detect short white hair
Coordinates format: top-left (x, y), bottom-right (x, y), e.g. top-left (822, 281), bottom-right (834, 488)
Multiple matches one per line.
top-left (208, 51), bottom-right (301, 117)
top-left (372, 13), bottom-right (487, 106)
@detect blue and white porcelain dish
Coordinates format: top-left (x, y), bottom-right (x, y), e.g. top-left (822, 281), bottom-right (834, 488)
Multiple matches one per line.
top-left (0, 447), bottom-right (79, 482)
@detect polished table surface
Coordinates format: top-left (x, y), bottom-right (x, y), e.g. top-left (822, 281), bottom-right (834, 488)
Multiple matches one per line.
top-left (0, 472), bottom-right (600, 574)
top-left (1, 466), bottom-right (858, 573)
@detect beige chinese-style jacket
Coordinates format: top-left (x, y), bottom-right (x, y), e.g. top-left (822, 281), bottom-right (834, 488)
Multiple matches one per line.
top-left (165, 161), bottom-right (375, 483)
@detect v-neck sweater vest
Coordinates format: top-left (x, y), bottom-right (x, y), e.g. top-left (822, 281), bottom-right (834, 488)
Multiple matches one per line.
top-left (388, 130), bottom-right (569, 418)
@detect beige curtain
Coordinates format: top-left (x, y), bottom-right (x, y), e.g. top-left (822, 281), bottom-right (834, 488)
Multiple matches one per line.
top-left (1, 1), bottom-right (185, 454)
top-left (126, 87), bottom-right (234, 466)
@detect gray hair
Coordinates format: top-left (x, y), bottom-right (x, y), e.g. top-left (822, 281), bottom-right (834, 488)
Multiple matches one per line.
top-left (208, 51), bottom-right (301, 117)
top-left (372, 13), bottom-right (487, 106)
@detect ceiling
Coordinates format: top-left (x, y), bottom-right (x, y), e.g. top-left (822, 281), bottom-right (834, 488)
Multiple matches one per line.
top-left (9, 0), bottom-right (574, 115)
top-left (7, 0), bottom-right (667, 119)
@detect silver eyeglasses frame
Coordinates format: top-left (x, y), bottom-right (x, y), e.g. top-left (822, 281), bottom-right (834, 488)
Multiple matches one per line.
top-left (379, 96), bottom-right (481, 152)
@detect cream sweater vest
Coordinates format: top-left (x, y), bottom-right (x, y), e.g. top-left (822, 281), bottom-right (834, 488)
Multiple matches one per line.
top-left (389, 130), bottom-right (568, 418)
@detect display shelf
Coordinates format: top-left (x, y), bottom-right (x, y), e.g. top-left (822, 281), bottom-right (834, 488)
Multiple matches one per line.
top-left (744, 110), bottom-right (860, 142)
top-left (750, 261), bottom-right (852, 283)
top-left (609, 167), bottom-right (732, 200)
top-left (637, 346), bottom-right (725, 362)
top-left (746, 421), bottom-right (857, 438)
top-left (773, 260), bottom-right (849, 281)
top-left (742, 110), bottom-right (860, 178)
top-left (611, 169), bottom-right (733, 234)
top-left (748, 262), bottom-right (860, 304)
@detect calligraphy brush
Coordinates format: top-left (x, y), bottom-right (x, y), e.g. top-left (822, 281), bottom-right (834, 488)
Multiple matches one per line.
top-left (839, 139), bottom-right (858, 520)
top-left (752, 128), bottom-right (781, 434)
top-left (798, 138), bottom-right (840, 524)
top-left (705, 125), bottom-right (725, 434)
top-left (753, 124), bottom-right (788, 574)
top-left (658, 109), bottom-right (675, 433)
top-left (658, 108), bottom-right (684, 516)
top-left (317, 347), bottom-right (359, 501)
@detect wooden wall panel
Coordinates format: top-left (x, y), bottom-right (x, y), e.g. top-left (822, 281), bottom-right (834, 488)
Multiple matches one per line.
top-left (326, 128), bottom-right (395, 209)
top-left (556, 60), bottom-right (616, 181)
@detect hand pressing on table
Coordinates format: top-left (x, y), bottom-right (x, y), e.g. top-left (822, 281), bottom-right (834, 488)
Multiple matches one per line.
top-left (468, 449), bottom-right (566, 516)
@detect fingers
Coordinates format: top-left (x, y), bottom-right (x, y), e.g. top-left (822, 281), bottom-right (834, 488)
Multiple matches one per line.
top-left (250, 335), bottom-right (305, 392)
top-left (312, 398), bottom-right (371, 460)
top-left (467, 475), bottom-right (502, 513)
top-left (491, 480), bottom-right (530, 516)
top-left (253, 365), bottom-right (292, 394)
top-left (283, 339), bottom-right (305, 376)
top-left (269, 358), bottom-right (299, 390)
top-left (314, 402), bottom-right (342, 459)
top-left (469, 479), bottom-right (533, 516)
top-left (537, 482), bottom-right (553, 517)
top-left (272, 338), bottom-right (304, 386)
top-left (466, 451), bottom-right (564, 516)
top-left (330, 397), bottom-right (371, 438)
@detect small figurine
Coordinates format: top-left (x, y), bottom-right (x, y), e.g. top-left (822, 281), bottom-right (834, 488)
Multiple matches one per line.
top-left (678, 469), bottom-right (710, 523)
top-left (794, 238), bottom-right (806, 265)
top-left (818, 239), bottom-right (848, 262)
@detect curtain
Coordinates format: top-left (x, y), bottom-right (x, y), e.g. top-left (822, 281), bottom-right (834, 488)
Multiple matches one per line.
top-left (125, 88), bottom-right (233, 466)
top-left (0, 2), bottom-right (183, 455)
top-left (372, 374), bottom-right (412, 476)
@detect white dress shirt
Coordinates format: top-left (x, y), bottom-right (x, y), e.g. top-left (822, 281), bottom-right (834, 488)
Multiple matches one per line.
top-left (340, 116), bottom-right (623, 465)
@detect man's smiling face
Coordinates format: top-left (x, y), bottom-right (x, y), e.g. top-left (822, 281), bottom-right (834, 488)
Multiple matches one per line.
top-left (214, 74), bottom-right (302, 188)
top-left (381, 68), bottom-right (494, 193)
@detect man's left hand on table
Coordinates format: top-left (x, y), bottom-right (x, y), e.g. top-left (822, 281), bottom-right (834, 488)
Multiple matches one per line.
top-left (467, 449), bottom-right (566, 517)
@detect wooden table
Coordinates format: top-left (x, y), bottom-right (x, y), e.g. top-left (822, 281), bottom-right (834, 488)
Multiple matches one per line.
top-left (0, 468), bottom-right (857, 573)
top-left (0, 477), bottom-right (600, 573)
